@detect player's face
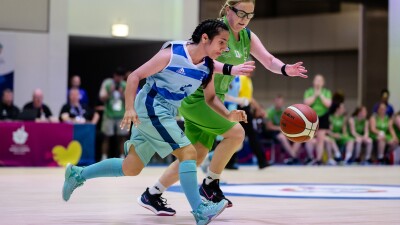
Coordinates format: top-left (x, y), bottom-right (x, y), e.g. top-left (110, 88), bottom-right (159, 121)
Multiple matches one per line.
top-left (377, 103), bottom-right (386, 116)
top-left (275, 97), bottom-right (284, 108)
top-left (313, 75), bottom-right (324, 88)
top-left (206, 30), bottom-right (229, 59)
top-left (227, 2), bottom-right (255, 33)
top-left (337, 103), bottom-right (345, 115)
top-left (359, 107), bottom-right (367, 118)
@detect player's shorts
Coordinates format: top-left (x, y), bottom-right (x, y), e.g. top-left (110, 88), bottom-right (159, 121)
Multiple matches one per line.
top-left (124, 89), bottom-right (191, 165)
top-left (179, 98), bottom-right (237, 150)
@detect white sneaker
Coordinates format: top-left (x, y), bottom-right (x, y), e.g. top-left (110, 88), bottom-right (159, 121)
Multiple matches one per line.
top-left (327, 158), bottom-right (337, 166)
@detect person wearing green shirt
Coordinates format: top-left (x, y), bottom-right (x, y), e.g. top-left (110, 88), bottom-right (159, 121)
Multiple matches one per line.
top-left (265, 95), bottom-right (301, 164)
top-left (304, 74), bottom-right (332, 165)
top-left (138, 0), bottom-right (308, 215)
top-left (328, 103), bottom-right (354, 164)
top-left (370, 102), bottom-right (398, 164)
top-left (392, 111), bottom-right (400, 164)
top-left (348, 106), bottom-right (373, 164)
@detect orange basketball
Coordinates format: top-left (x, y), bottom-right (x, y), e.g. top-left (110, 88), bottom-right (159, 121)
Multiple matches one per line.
top-left (280, 104), bottom-right (319, 143)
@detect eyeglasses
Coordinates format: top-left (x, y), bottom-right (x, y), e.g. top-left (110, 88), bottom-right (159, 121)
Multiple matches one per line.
top-left (229, 6), bottom-right (254, 19)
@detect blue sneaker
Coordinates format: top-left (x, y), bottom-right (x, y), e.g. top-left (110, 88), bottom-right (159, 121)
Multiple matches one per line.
top-left (191, 199), bottom-right (228, 225)
top-left (62, 163), bottom-right (85, 201)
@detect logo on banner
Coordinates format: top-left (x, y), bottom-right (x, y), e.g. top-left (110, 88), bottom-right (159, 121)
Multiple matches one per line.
top-left (52, 141), bottom-right (82, 167)
top-left (168, 183), bottom-right (400, 200)
top-left (10, 125), bottom-right (30, 155)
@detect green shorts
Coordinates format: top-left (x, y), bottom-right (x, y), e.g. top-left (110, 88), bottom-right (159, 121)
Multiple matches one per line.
top-left (179, 98), bottom-right (237, 150)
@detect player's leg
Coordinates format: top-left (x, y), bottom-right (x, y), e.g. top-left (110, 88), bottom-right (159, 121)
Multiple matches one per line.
top-left (172, 145), bottom-right (228, 224)
top-left (62, 144), bottom-right (145, 202)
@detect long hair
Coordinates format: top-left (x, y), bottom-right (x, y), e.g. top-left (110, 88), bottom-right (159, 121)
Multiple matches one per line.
top-left (219, 0), bottom-right (256, 18)
top-left (191, 19), bottom-right (228, 88)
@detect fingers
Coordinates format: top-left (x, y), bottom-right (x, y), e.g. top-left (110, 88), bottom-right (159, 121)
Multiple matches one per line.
top-left (242, 111), bottom-right (248, 123)
top-left (244, 61), bottom-right (255, 66)
top-left (298, 73), bottom-right (308, 78)
top-left (293, 62), bottom-right (303, 66)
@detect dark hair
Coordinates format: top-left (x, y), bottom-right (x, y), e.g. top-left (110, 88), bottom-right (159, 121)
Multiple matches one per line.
top-left (352, 106), bottom-right (364, 117)
top-left (114, 66), bottom-right (127, 76)
top-left (380, 88), bottom-right (389, 97)
top-left (191, 19), bottom-right (229, 88)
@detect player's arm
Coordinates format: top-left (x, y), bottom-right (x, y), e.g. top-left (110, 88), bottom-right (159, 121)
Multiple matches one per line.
top-left (348, 118), bottom-right (360, 138)
top-left (319, 93), bottom-right (332, 108)
top-left (364, 120), bottom-right (370, 138)
top-left (203, 74), bottom-right (247, 123)
top-left (250, 32), bottom-right (307, 78)
top-left (369, 116), bottom-right (379, 135)
top-left (225, 94), bottom-right (249, 107)
top-left (120, 49), bottom-right (170, 130)
top-left (213, 60), bottom-right (255, 76)
top-left (388, 118), bottom-right (399, 143)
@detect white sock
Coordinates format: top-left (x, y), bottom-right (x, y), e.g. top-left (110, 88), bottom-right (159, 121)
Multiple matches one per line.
top-left (149, 180), bottom-right (166, 195)
top-left (205, 170), bottom-right (220, 185)
top-left (101, 154), bottom-right (107, 161)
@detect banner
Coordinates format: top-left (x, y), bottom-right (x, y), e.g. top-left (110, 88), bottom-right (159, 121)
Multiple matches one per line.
top-left (0, 122), bottom-right (95, 167)
top-left (0, 33), bottom-right (15, 94)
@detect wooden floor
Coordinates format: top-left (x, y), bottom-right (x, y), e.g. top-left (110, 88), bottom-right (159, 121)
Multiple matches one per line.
top-left (1, 166), bottom-right (399, 225)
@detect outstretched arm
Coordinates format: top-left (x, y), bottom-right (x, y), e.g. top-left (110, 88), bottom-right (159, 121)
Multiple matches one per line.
top-left (214, 60), bottom-right (255, 76)
top-left (203, 74), bottom-right (247, 123)
top-left (120, 49), bottom-right (170, 130)
top-left (250, 32), bottom-right (307, 78)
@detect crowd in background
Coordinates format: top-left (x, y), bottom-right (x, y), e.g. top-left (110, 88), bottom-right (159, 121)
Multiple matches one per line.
top-left (1, 71), bottom-right (399, 166)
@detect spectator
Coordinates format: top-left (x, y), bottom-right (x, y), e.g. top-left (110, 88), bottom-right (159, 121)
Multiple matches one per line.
top-left (372, 89), bottom-right (395, 117)
top-left (391, 112), bottom-right (400, 164)
top-left (23, 89), bottom-right (55, 122)
top-left (99, 67), bottom-right (128, 160)
top-left (60, 88), bottom-right (99, 124)
top-left (304, 74), bottom-right (332, 165)
top-left (0, 89), bottom-right (20, 120)
top-left (370, 102), bottom-right (398, 164)
top-left (328, 102), bottom-right (354, 164)
top-left (265, 94), bottom-right (301, 164)
top-left (348, 106), bottom-right (373, 164)
top-left (68, 75), bottom-right (89, 105)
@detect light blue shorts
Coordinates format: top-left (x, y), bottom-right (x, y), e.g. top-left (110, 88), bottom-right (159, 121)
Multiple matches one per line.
top-left (124, 89), bottom-right (191, 165)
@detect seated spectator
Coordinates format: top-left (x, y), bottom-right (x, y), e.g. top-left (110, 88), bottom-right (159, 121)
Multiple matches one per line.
top-left (370, 102), bottom-right (398, 164)
top-left (60, 88), bottom-right (99, 124)
top-left (0, 89), bottom-right (20, 120)
top-left (23, 89), bottom-right (54, 122)
top-left (68, 75), bottom-right (89, 105)
top-left (348, 106), bottom-right (373, 164)
top-left (372, 89), bottom-right (395, 117)
top-left (265, 95), bottom-right (301, 164)
top-left (328, 102), bottom-right (354, 164)
top-left (391, 112), bottom-right (400, 164)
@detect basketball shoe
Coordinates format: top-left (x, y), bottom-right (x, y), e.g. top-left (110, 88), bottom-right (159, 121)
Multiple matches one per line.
top-left (137, 188), bottom-right (176, 216)
top-left (199, 179), bottom-right (232, 207)
top-left (62, 163), bottom-right (85, 201)
top-left (192, 199), bottom-right (228, 225)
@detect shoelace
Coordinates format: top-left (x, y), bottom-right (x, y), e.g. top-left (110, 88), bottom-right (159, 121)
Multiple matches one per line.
top-left (155, 195), bottom-right (171, 208)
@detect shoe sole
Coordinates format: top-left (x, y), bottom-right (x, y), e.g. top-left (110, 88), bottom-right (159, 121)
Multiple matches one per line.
top-left (204, 200), bottom-right (229, 225)
top-left (200, 196), bottom-right (233, 208)
top-left (136, 196), bottom-right (176, 216)
top-left (62, 163), bottom-right (73, 202)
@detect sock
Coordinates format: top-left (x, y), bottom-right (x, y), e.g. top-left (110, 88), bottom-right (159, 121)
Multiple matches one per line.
top-left (149, 180), bottom-right (166, 195)
top-left (81, 158), bottom-right (125, 180)
top-left (205, 170), bottom-right (220, 185)
top-left (179, 160), bottom-right (202, 211)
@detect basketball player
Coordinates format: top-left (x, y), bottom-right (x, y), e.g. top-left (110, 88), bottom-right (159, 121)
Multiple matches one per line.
top-left (138, 0), bottom-right (308, 216)
top-left (348, 106), bottom-right (373, 164)
top-left (62, 19), bottom-right (254, 225)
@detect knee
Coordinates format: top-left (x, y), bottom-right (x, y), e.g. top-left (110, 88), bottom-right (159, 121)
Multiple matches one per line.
top-left (122, 161), bottom-right (142, 176)
top-left (183, 146), bottom-right (198, 161)
top-left (196, 151), bottom-right (208, 166)
top-left (229, 124), bottom-right (245, 142)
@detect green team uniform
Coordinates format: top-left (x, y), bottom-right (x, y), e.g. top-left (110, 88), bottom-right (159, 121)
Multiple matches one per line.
top-left (394, 123), bottom-right (400, 139)
top-left (179, 16), bottom-right (251, 149)
top-left (267, 107), bottom-right (283, 126)
top-left (370, 115), bottom-right (392, 141)
top-left (303, 88), bottom-right (332, 116)
top-left (103, 80), bottom-right (127, 118)
top-left (330, 115), bottom-right (353, 145)
top-left (349, 117), bottom-right (367, 136)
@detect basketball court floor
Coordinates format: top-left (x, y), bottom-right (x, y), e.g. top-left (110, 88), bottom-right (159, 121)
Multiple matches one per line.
top-left (1, 166), bottom-right (399, 225)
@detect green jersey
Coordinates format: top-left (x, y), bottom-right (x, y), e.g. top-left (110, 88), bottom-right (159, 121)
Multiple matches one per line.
top-left (352, 117), bottom-right (367, 136)
top-left (304, 88), bottom-right (332, 116)
top-left (267, 107), bottom-right (283, 126)
top-left (103, 80), bottom-right (126, 118)
top-left (183, 16), bottom-right (251, 103)
top-left (330, 115), bottom-right (345, 133)
top-left (179, 16), bottom-right (252, 149)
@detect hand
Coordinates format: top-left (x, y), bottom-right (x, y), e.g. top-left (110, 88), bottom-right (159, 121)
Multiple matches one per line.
top-left (230, 61), bottom-right (255, 76)
top-left (314, 88), bottom-right (321, 97)
top-left (285, 62), bottom-right (308, 78)
top-left (227, 110), bottom-right (247, 123)
top-left (120, 109), bottom-right (140, 131)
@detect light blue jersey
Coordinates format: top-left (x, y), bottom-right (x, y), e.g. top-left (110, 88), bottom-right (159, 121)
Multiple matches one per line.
top-left (125, 41), bottom-right (211, 165)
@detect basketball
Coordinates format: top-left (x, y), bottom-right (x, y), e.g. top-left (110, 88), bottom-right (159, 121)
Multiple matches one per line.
top-left (280, 104), bottom-right (319, 143)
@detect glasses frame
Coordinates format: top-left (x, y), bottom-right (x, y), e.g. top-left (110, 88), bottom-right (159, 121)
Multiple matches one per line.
top-left (229, 6), bottom-right (255, 19)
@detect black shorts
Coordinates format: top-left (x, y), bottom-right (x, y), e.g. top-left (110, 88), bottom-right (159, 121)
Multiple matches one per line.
top-left (318, 112), bottom-right (330, 130)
